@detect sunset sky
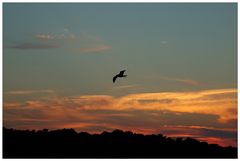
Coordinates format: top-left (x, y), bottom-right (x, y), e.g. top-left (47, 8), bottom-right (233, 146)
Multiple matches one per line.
top-left (3, 3), bottom-right (237, 147)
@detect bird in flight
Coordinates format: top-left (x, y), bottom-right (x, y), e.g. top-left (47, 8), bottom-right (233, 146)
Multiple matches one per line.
top-left (113, 70), bottom-right (127, 83)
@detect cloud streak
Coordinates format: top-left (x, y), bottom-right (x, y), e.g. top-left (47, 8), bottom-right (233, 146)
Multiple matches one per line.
top-left (35, 29), bottom-right (76, 40)
top-left (9, 43), bottom-right (60, 50)
top-left (6, 89), bottom-right (55, 95)
top-left (79, 44), bottom-right (111, 53)
top-left (161, 76), bottom-right (203, 86)
top-left (113, 85), bottom-right (139, 90)
top-left (35, 34), bottom-right (56, 40)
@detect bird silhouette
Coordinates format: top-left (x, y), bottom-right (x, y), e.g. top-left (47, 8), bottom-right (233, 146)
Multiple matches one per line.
top-left (113, 70), bottom-right (127, 83)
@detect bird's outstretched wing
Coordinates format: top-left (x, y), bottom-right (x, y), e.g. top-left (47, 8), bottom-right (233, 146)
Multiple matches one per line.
top-left (119, 70), bottom-right (126, 75)
top-left (113, 75), bottom-right (118, 83)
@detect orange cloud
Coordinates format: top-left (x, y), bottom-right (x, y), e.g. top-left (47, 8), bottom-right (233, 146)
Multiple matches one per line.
top-left (6, 89), bottom-right (55, 95)
top-left (114, 88), bottom-right (237, 122)
top-left (4, 88), bottom-right (236, 121)
top-left (3, 88), bottom-right (237, 146)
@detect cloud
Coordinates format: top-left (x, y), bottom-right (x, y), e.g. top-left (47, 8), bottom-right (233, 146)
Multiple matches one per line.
top-left (160, 41), bottom-right (168, 44)
top-left (6, 89), bottom-right (55, 95)
top-left (3, 102), bottom-right (22, 108)
top-left (9, 43), bottom-right (60, 50)
top-left (35, 34), bottom-right (56, 40)
top-left (79, 44), bottom-right (111, 53)
top-left (118, 88), bottom-right (237, 121)
top-left (7, 29), bottom-right (110, 53)
top-left (35, 28), bottom-right (76, 40)
top-left (161, 76), bottom-right (203, 86)
top-left (3, 88), bottom-right (237, 146)
top-left (199, 127), bottom-right (237, 139)
top-left (113, 85), bottom-right (139, 90)
top-left (35, 30), bottom-right (76, 41)
top-left (155, 126), bottom-right (237, 147)
top-left (35, 31), bottom-right (111, 53)
top-left (4, 88), bottom-right (236, 120)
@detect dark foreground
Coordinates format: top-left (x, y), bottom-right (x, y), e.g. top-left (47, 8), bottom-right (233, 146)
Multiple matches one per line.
top-left (3, 127), bottom-right (237, 158)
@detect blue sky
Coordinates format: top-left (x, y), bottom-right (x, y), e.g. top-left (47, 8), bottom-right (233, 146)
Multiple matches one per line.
top-left (4, 3), bottom-right (237, 96)
top-left (3, 3), bottom-right (238, 146)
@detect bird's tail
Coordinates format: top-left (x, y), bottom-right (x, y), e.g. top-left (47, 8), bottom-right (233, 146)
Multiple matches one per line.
top-left (123, 75), bottom-right (127, 77)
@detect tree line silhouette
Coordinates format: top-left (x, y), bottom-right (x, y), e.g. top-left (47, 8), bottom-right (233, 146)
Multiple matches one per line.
top-left (3, 127), bottom-right (237, 158)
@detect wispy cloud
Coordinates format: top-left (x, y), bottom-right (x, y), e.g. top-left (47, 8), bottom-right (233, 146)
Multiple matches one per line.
top-left (9, 43), bottom-right (60, 50)
top-left (6, 89), bottom-right (55, 95)
top-left (160, 41), bottom-right (168, 45)
top-left (35, 34), bottom-right (56, 40)
top-left (7, 29), bottom-right (110, 53)
top-left (113, 85), bottom-right (139, 90)
top-left (35, 29), bottom-right (76, 40)
top-left (79, 44), bottom-right (111, 53)
top-left (161, 76), bottom-right (203, 86)
top-left (35, 30), bottom-right (111, 53)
